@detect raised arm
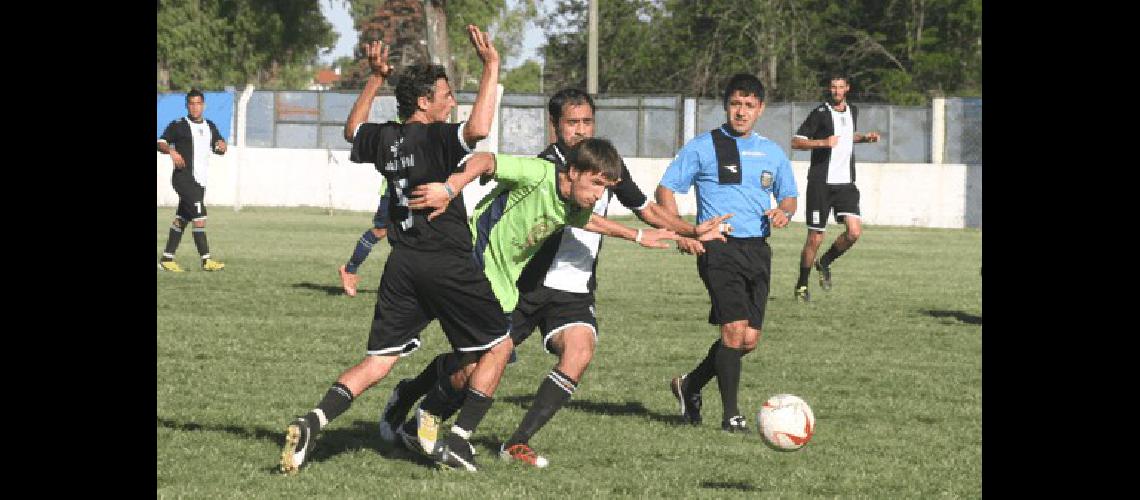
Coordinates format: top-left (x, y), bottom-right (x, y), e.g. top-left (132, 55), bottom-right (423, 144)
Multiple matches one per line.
top-left (343, 41), bottom-right (393, 143)
top-left (461, 25), bottom-right (501, 147)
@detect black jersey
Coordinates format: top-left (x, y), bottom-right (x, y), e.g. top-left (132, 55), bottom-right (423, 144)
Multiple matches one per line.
top-left (515, 142), bottom-right (649, 295)
top-left (794, 103), bottom-right (860, 184)
top-left (159, 117), bottom-right (224, 185)
top-left (350, 121), bottom-right (474, 253)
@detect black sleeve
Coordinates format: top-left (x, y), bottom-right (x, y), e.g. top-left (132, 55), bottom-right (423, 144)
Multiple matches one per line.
top-left (159, 120), bottom-right (179, 145)
top-left (612, 161), bottom-right (648, 210)
top-left (795, 108), bottom-right (823, 139)
top-left (207, 120), bottom-right (224, 144)
top-left (350, 123), bottom-right (382, 164)
top-left (434, 122), bottom-right (468, 174)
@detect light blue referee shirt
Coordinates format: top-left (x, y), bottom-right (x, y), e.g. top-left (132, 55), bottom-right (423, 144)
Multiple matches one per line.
top-left (659, 126), bottom-right (798, 238)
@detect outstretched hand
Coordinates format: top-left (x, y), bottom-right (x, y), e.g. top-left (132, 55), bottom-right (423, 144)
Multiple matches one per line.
top-left (364, 40), bottom-right (392, 78)
top-left (675, 237), bottom-right (706, 255)
top-left (466, 24), bottom-right (499, 66)
top-left (765, 208), bottom-right (791, 229)
top-left (638, 228), bottom-right (679, 249)
top-left (407, 182), bottom-right (453, 221)
top-left (695, 214), bottom-right (733, 242)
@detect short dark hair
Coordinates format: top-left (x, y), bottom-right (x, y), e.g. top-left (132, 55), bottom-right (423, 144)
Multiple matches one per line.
top-left (394, 64), bottom-right (449, 121)
top-left (186, 88), bottom-right (204, 103)
top-left (826, 74), bottom-right (850, 86)
top-left (548, 88), bottom-right (595, 125)
top-left (566, 137), bottom-right (622, 183)
top-left (722, 73), bottom-right (765, 109)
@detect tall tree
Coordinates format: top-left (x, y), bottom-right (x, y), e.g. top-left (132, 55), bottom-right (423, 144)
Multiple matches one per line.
top-left (157, 0), bottom-right (337, 91)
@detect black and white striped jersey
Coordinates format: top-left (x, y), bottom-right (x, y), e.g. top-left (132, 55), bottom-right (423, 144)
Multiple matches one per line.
top-left (794, 102), bottom-right (860, 185)
top-left (515, 142), bottom-right (649, 295)
top-left (159, 116), bottom-right (224, 187)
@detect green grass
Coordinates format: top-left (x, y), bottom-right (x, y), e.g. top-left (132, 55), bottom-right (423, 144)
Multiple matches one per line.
top-left (157, 207), bottom-right (981, 499)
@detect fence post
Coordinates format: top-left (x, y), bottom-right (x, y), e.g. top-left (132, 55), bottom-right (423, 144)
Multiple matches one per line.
top-left (234, 84), bottom-right (255, 212)
top-left (931, 97), bottom-right (946, 164)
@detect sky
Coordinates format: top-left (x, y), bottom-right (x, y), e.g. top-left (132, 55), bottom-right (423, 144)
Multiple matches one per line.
top-left (318, 0), bottom-right (545, 69)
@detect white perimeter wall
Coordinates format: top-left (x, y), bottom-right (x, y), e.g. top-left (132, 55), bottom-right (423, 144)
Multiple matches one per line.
top-left (157, 149), bottom-right (981, 229)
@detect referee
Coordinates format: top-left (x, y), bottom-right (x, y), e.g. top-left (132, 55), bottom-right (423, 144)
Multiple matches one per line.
top-left (657, 73), bottom-right (798, 433)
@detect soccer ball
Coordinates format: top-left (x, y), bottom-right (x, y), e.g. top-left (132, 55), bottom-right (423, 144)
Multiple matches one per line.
top-left (757, 394), bottom-right (815, 451)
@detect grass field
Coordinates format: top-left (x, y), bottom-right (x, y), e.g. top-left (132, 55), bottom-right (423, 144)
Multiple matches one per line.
top-left (157, 206), bottom-right (982, 498)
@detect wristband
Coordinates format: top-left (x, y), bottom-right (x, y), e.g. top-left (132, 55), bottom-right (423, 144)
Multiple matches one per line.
top-left (635, 229), bottom-right (644, 244)
top-left (442, 183), bottom-right (456, 198)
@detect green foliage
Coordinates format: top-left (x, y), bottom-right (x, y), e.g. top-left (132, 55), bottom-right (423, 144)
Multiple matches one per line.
top-left (537, 0), bottom-right (982, 104)
top-left (501, 59), bottom-right (543, 92)
top-left (447, 0), bottom-right (537, 90)
top-left (157, 207), bottom-right (981, 497)
top-left (157, 0), bottom-right (336, 91)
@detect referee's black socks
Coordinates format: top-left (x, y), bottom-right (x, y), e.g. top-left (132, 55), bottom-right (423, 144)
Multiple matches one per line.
top-left (713, 343), bottom-right (744, 420)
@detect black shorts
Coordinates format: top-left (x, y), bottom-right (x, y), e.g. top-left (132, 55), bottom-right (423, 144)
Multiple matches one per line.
top-left (696, 237), bottom-right (771, 329)
top-left (172, 173), bottom-right (206, 222)
top-left (805, 182), bottom-right (860, 231)
top-left (510, 285), bottom-right (598, 354)
top-left (367, 246), bottom-right (511, 356)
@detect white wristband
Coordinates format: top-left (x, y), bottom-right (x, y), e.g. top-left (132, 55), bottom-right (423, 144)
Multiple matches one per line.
top-left (635, 229), bottom-right (644, 244)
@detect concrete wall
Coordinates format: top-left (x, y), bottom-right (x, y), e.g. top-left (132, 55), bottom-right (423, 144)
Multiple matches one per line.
top-left (158, 149), bottom-right (980, 229)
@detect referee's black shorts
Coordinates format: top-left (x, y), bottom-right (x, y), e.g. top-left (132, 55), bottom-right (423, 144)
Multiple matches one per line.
top-left (366, 246), bottom-right (511, 356)
top-left (696, 236), bottom-right (772, 329)
top-left (172, 173), bottom-right (207, 222)
top-left (510, 285), bottom-right (598, 354)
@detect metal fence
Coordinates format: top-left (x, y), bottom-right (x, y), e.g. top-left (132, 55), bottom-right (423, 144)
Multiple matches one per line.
top-left (238, 89), bottom-right (979, 164)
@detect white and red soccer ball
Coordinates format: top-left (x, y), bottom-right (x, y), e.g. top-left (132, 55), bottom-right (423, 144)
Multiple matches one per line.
top-left (757, 394), bottom-right (815, 451)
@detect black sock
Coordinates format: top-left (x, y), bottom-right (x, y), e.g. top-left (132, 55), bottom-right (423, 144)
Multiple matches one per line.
top-left (309, 382), bottom-right (354, 432)
top-left (162, 224), bottom-right (183, 258)
top-left (403, 353), bottom-right (455, 404)
top-left (507, 368), bottom-right (578, 446)
top-left (192, 227), bottom-right (210, 260)
top-left (713, 344), bottom-right (744, 420)
top-left (796, 266), bottom-right (811, 287)
top-left (821, 240), bottom-right (848, 267)
top-left (453, 388), bottom-right (494, 437)
top-left (686, 339), bottom-right (721, 393)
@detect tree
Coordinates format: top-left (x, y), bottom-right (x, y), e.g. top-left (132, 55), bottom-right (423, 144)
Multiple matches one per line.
top-left (157, 0), bottom-right (337, 91)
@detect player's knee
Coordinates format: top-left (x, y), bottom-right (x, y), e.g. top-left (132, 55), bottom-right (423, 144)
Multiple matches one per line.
top-left (807, 231), bottom-right (825, 246)
top-left (720, 323), bottom-right (749, 348)
top-left (846, 228), bottom-right (861, 243)
top-left (371, 227), bottom-right (387, 239)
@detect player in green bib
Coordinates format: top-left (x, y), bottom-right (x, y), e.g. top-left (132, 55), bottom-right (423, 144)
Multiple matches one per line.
top-left (412, 137), bottom-right (687, 313)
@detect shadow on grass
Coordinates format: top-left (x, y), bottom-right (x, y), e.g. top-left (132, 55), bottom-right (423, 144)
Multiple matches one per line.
top-left (156, 417), bottom-right (435, 473)
top-left (922, 309), bottom-right (982, 325)
top-left (292, 282), bottom-right (375, 297)
top-left (499, 395), bottom-right (686, 425)
top-left (701, 481), bottom-right (760, 492)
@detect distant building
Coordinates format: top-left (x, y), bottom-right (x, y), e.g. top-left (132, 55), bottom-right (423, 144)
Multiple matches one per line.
top-left (310, 66), bottom-right (341, 91)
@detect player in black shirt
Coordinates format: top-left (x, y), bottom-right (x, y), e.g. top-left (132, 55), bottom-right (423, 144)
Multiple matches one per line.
top-left (157, 89), bottom-right (227, 272)
top-left (790, 75), bottom-right (880, 301)
top-left (375, 89), bottom-right (731, 468)
top-left (279, 25), bottom-right (510, 474)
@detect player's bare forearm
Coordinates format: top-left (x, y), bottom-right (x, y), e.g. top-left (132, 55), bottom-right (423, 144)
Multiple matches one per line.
top-left (344, 41), bottom-right (392, 142)
top-left (636, 202), bottom-right (697, 236)
top-left (463, 25), bottom-right (500, 146)
top-left (344, 76), bottom-right (384, 142)
top-left (407, 154), bottom-right (496, 220)
top-left (584, 214), bottom-right (678, 248)
top-left (654, 185), bottom-right (680, 216)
